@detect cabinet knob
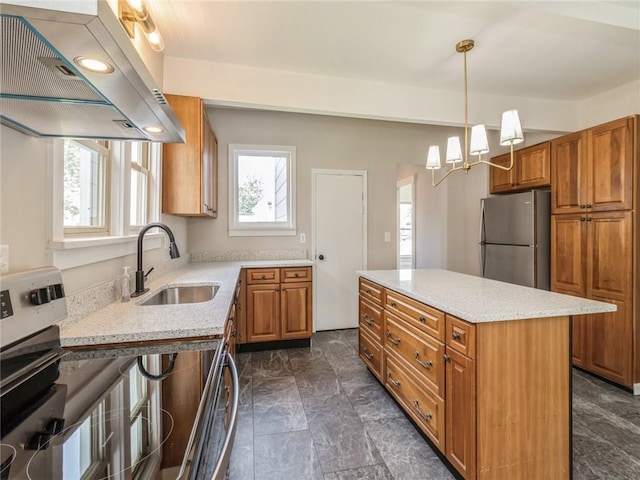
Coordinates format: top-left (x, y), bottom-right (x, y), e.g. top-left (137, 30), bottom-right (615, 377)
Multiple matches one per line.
top-left (390, 302), bottom-right (397, 307)
top-left (586, 204), bottom-right (592, 209)
top-left (294, 273), bottom-right (299, 278)
top-left (580, 204), bottom-right (586, 209)
top-left (443, 354), bottom-right (451, 362)
top-left (452, 331), bottom-right (460, 340)
top-left (261, 274), bottom-right (266, 279)
top-left (580, 217), bottom-right (586, 222)
top-left (586, 217), bottom-right (592, 222)
top-left (418, 316), bottom-right (426, 323)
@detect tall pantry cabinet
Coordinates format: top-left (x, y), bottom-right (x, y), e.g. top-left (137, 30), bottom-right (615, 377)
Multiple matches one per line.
top-left (550, 115), bottom-right (639, 392)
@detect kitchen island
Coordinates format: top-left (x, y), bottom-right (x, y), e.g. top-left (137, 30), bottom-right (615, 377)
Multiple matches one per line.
top-left (357, 269), bottom-right (616, 480)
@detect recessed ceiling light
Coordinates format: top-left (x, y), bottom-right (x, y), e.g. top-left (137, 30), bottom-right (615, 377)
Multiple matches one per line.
top-left (73, 57), bottom-right (115, 74)
top-left (144, 126), bottom-right (164, 134)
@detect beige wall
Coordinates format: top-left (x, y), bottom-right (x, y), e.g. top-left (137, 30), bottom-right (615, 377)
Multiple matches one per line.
top-left (0, 125), bottom-right (188, 294)
top-left (190, 108), bottom-right (470, 270)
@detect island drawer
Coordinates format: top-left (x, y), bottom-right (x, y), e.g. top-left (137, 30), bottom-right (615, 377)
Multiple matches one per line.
top-left (359, 329), bottom-right (383, 380)
top-left (246, 268), bottom-right (280, 284)
top-left (446, 314), bottom-right (476, 359)
top-left (359, 277), bottom-right (384, 305)
top-left (385, 289), bottom-right (444, 341)
top-left (281, 267), bottom-right (312, 283)
top-left (385, 353), bottom-right (445, 452)
top-left (359, 297), bottom-right (383, 342)
top-left (384, 310), bottom-right (444, 397)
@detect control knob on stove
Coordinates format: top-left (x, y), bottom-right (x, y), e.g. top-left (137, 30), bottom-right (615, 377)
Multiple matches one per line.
top-left (26, 432), bottom-right (51, 451)
top-left (45, 417), bottom-right (65, 435)
top-left (29, 287), bottom-right (51, 306)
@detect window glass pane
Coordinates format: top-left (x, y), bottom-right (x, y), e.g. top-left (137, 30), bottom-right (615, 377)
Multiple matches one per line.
top-left (63, 400), bottom-right (105, 479)
top-left (63, 140), bottom-right (107, 228)
top-left (237, 155), bottom-right (287, 223)
top-left (130, 143), bottom-right (149, 227)
top-left (130, 414), bottom-right (143, 468)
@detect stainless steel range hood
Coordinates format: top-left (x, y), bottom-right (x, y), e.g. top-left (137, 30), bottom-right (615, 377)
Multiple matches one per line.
top-left (0, 1), bottom-right (185, 142)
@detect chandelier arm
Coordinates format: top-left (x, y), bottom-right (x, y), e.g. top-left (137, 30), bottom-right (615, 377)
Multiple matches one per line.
top-left (431, 164), bottom-right (464, 187)
top-left (475, 149), bottom-right (515, 171)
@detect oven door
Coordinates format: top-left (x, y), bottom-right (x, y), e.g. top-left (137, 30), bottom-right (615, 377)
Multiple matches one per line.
top-left (180, 347), bottom-right (239, 480)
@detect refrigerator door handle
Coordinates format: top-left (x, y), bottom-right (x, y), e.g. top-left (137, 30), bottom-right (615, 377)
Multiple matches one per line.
top-left (479, 198), bottom-right (486, 276)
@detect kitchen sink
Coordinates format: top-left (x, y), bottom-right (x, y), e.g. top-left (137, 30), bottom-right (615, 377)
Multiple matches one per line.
top-left (138, 285), bottom-right (218, 306)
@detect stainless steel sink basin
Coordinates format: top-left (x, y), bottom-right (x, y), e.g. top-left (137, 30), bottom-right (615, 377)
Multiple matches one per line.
top-left (138, 285), bottom-right (218, 306)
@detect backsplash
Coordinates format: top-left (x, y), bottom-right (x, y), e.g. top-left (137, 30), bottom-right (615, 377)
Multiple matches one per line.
top-left (60, 255), bottom-right (191, 329)
top-left (191, 250), bottom-right (308, 262)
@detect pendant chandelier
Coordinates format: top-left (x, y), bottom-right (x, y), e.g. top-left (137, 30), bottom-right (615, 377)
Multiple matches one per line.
top-left (426, 39), bottom-right (524, 187)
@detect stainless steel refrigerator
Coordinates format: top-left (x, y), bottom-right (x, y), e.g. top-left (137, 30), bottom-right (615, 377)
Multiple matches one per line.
top-left (480, 190), bottom-right (551, 290)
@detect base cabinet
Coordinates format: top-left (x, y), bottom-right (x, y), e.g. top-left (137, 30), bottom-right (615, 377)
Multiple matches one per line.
top-left (242, 267), bottom-right (312, 344)
top-left (359, 278), bottom-right (571, 480)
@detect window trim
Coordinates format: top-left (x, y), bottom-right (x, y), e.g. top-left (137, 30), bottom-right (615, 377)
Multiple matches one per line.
top-left (228, 144), bottom-right (297, 237)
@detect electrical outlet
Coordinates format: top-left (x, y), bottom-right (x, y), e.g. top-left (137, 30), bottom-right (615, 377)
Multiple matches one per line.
top-left (300, 233), bottom-right (306, 244)
top-left (384, 232), bottom-right (391, 242)
top-left (0, 245), bottom-right (9, 274)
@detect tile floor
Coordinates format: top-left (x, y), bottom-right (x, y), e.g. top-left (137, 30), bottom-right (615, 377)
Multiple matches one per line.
top-left (228, 329), bottom-right (640, 480)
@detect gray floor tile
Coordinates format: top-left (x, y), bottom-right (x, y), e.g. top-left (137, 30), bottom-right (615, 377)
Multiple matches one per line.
top-left (253, 376), bottom-right (301, 405)
top-left (234, 403), bottom-right (254, 447)
top-left (346, 384), bottom-right (404, 422)
top-left (323, 464), bottom-right (394, 480)
top-left (252, 349), bottom-right (293, 378)
top-left (295, 368), bottom-right (343, 398)
top-left (229, 443), bottom-right (254, 480)
top-left (253, 430), bottom-right (324, 480)
top-left (253, 376), bottom-right (308, 436)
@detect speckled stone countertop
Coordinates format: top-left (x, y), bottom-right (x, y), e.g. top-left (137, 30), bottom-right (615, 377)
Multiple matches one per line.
top-left (358, 269), bottom-right (616, 323)
top-left (61, 260), bottom-right (312, 348)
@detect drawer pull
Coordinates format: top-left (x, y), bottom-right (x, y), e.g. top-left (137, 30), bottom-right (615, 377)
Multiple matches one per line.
top-left (452, 331), bottom-right (461, 341)
top-left (363, 315), bottom-right (374, 326)
top-left (386, 330), bottom-right (401, 345)
top-left (413, 400), bottom-right (433, 421)
top-left (366, 289), bottom-right (372, 294)
top-left (361, 347), bottom-right (374, 361)
top-left (387, 371), bottom-right (401, 388)
top-left (443, 354), bottom-right (451, 362)
top-left (418, 316), bottom-right (426, 323)
top-left (390, 301), bottom-right (397, 307)
top-left (295, 273), bottom-right (299, 278)
top-left (414, 351), bottom-right (433, 369)
top-left (261, 274), bottom-right (266, 280)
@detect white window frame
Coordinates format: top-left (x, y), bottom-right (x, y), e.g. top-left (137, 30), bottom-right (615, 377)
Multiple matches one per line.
top-left (228, 144), bottom-right (297, 236)
top-left (48, 140), bottom-right (162, 270)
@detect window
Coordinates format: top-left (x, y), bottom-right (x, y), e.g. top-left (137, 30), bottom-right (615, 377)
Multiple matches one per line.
top-left (130, 142), bottom-right (150, 229)
top-left (63, 139), bottom-right (109, 235)
top-left (63, 400), bottom-right (107, 479)
top-left (228, 144), bottom-right (296, 236)
top-left (129, 360), bottom-right (151, 475)
top-left (51, 139), bottom-right (161, 269)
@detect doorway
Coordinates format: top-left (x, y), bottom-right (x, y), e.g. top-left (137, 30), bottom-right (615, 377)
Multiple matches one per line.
top-left (312, 169), bottom-right (367, 331)
top-left (397, 176), bottom-right (415, 269)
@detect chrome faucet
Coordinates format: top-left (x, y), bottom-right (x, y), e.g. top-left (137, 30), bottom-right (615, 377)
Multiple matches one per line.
top-left (131, 222), bottom-right (181, 297)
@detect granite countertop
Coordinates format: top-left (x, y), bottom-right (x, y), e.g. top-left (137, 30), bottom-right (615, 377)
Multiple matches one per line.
top-left (61, 260), bottom-right (312, 348)
top-left (358, 269), bottom-right (617, 323)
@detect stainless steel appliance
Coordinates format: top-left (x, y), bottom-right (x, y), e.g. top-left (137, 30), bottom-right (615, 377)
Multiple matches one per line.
top-left (480, 190), bottom-right (551, 290)
top-left (0, 267), bottom-right (237, 479)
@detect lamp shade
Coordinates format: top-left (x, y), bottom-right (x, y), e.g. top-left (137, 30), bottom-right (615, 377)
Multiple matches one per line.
top-left (445, 136), bottom-right (463, 164)
top-left (470, 124), bottom-right (489, 155)
top-left (426, 145), bottom-right (441, 170)
top-left (500, 109), bottom-right (524, 146)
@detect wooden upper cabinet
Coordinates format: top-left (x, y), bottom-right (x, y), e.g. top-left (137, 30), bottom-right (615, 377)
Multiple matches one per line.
top-left (162, 94), bottom-right (218, 217)
top-left (551, 130), bottom-right (588, 214)
top-left (489, 142), bottom-right (550, 194)
top-left (588, 117), bottom-right (634, 212)
top-left (552, 116), bottom-right (634, 214)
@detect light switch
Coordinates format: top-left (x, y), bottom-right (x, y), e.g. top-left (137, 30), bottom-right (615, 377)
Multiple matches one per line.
top-left (300, 233), bottom-right (306, 244)
top-left (384, 232), bottom-right (391, 242)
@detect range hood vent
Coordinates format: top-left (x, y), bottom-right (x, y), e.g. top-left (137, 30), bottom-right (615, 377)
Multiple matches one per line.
top-left (0, 3), bottom-right (185, 143)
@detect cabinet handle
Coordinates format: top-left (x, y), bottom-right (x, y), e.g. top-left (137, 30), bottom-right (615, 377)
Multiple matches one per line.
top-left (414, 351), bottom-right (433, 369)
top-left (261, 274), bottom-right (266, 279)
top-left (452, 331), bottom-right (460, 340)
top-left (443, 354), bottom-right (451, 362)
top-left (586, 217), bottom-right (592, 222)
top-left (386, 330), bottom-right (401, 345)
top-left (580, 217), bottom-right (586, 222)
top-left (361, 314), bottom-right (374, 326)
top-left (413, 400), bottom-right (433, 422)
top-left (586, 204), bottom-right (592, 209)
top-left (387, 371), bottom-right (401, 388)
top-left (580, 204), bottom-right (586, 209)
top-left (418, 316), bottom-right (426, 323)
top-left (390, 302), bottom-right (397, 307)
top-left (361, 347), bottom-right (374, 361)
top-left (366, 289), bottom-right (372, 294)
top-left (294, 273), bottom-right (299, 278)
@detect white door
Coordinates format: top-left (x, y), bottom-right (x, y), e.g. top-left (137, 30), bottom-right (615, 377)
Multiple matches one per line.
top-left (312, 170), bottom-right (367, 331)
top-left (397, 176), bottom-right (415, 269)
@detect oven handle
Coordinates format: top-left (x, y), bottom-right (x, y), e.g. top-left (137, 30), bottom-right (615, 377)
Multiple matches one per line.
top-left (210, 353), bottom-right (239, 480)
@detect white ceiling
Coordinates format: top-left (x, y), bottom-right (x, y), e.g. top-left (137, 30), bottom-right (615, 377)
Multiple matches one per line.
top-left (147, 1), bottom-right (640, 104)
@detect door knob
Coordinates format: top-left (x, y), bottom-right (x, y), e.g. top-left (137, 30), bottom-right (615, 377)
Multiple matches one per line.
top-left (318, 254), bottom-right (325, 260)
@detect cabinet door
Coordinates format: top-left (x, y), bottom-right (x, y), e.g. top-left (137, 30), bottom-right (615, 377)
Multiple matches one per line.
top-left (571, 314), bottom-right (588, 368)
top-left (280, 282), bottom-right (312, 340)
top-left (550, 215), bottom-right (587, 296)
top-left (551, 131), bottom-right (588, 214)
top-left (517, 142), bottom-right (550, 189)
top-left (247, 284), bottom-right (280, 342)
top-left (488, 152), bottom-right (515, 194)
top-left (586, 297), bottom-right (632, 387)
top-left (445, 347), bottom-right (477, 480)
top-left (201, 112), bottom-right (218, 217)
top-left (588, 117), bottom-right (634, 212)
top-left (586, 211), bottom-right (632, 301)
